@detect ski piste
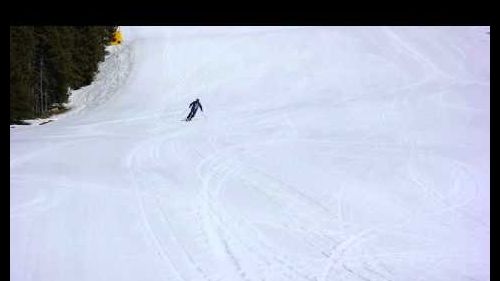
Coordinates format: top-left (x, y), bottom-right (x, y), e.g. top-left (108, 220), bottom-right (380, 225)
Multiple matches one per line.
top-left (10, 27), bottom-right (490, 281)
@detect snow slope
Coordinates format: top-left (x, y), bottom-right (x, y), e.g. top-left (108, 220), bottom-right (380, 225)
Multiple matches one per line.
top-left (10, 26), bottom-right (490, 281)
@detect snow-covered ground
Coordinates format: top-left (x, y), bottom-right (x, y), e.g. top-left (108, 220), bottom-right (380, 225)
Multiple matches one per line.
top-left (10, 26), bottom-right (490, 281)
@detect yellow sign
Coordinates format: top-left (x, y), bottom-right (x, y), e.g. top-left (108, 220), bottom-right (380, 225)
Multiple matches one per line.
top-left (110, 30), bottom-right (123, 45)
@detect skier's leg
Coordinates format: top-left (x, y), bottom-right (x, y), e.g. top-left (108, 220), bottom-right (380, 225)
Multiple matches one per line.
top-left (186, 109), bottom-right (194, 120)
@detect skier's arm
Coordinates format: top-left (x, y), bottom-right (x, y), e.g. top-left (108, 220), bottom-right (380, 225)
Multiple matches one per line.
top-left (199, 103), bottom-right (203, 111)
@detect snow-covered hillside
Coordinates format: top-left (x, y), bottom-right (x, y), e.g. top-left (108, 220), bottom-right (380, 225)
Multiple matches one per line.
top-left (10, 26), bottom-right (490, 281)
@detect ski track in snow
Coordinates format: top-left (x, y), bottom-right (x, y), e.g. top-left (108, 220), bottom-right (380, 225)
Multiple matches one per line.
top-left (11, 27), bottom-right (489, 281)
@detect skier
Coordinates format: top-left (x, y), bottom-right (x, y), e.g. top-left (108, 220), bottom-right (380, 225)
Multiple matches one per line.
top-left (185, 98), bottom-right (203, 121)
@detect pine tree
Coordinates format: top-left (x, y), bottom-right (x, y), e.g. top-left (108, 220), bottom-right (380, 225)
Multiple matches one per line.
top-left (10, 26), bottom-right (36, 122)
top-left (11, 26), bottom-right (116, 123)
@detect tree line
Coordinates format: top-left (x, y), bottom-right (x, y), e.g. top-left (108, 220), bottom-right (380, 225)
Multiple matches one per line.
top-left (10, 26), bottom-right (117, 124)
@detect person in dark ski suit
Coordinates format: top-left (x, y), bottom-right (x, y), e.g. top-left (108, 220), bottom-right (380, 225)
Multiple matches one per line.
top-left (186, 98), bottom-right (203, 121)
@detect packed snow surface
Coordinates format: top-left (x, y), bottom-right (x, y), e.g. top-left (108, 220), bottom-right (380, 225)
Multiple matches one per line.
top-left (10, 26), bottom-right (490, 281)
